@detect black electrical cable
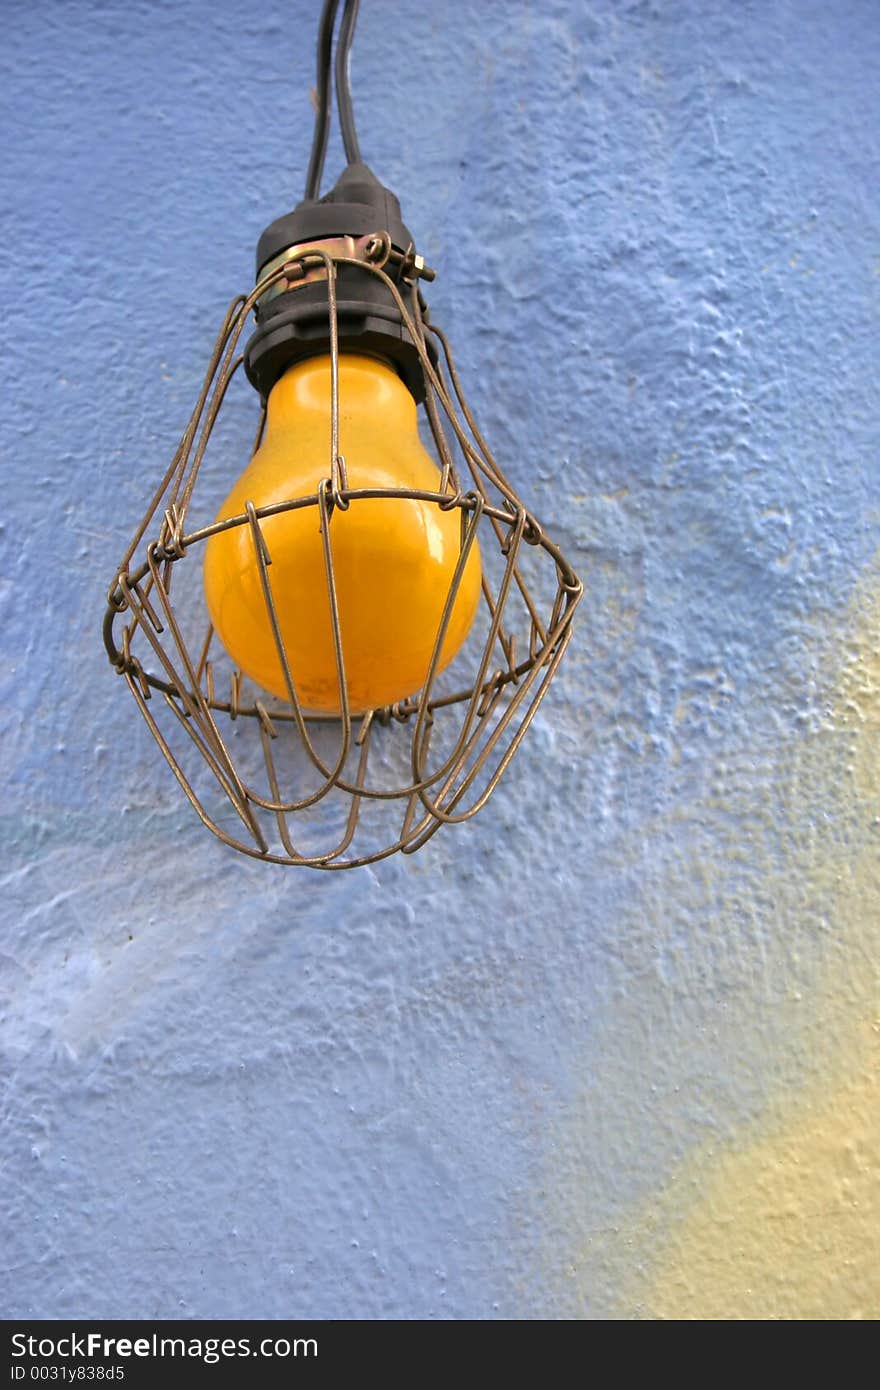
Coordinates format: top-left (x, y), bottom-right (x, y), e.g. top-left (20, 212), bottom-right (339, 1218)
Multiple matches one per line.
top-left (304, 0), bottom-right (363, 200)
top-left (334, 0), bottom-right (362, 167)
top-left (304, 0), bottom-right (340, 200)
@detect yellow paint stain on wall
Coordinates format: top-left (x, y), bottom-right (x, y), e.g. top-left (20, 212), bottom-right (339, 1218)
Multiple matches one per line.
top-left (641, 1022), bottom-right (879, 1318)
top-left (546, 562), bottom-right (880, 1319)
top-left (632, 572), bottom-right (880, 1319)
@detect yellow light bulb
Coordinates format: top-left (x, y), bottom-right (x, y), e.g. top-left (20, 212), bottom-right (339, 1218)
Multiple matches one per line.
top-left (203, 353), bottom-right (482, 714)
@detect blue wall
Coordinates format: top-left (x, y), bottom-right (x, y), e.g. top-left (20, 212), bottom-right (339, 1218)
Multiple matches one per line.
top-left (2, 0), bottom-right (879, 1319)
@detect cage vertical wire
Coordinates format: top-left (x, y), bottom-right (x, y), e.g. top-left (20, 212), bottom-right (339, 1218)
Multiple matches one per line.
top-left (103, 240), bottom-right (582, 867)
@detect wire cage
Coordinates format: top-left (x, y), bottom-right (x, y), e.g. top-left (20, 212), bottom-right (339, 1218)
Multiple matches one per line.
top-left (103, 242), bottom-right (582, 868)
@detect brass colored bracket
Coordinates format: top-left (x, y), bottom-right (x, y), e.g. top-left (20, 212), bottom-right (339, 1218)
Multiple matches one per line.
top-left (255, 231), bottom-right (435, 310)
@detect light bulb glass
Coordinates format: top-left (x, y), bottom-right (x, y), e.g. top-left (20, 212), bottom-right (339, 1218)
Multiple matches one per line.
top-left (203, 353), bottom-right (482, 714)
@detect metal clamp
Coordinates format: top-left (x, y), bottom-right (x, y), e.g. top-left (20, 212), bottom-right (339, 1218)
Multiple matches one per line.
top-left (255, 231), bottom-right (435, 311)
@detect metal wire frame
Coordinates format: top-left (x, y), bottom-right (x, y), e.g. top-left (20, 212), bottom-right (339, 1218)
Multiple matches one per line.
top-left (103, 241), bottom-right (583, 868)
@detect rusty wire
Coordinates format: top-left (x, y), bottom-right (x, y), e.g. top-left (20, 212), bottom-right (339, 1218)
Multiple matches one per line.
top-left (103, 239), bottom-right (583, 868)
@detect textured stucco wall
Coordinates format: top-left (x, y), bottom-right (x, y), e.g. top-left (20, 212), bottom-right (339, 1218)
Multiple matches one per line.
top-left (1, 0), bottom-right (878, 1319)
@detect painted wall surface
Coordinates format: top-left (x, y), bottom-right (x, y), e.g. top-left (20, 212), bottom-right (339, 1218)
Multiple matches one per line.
top-left (1, 0), bottom-right (878, 1320)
